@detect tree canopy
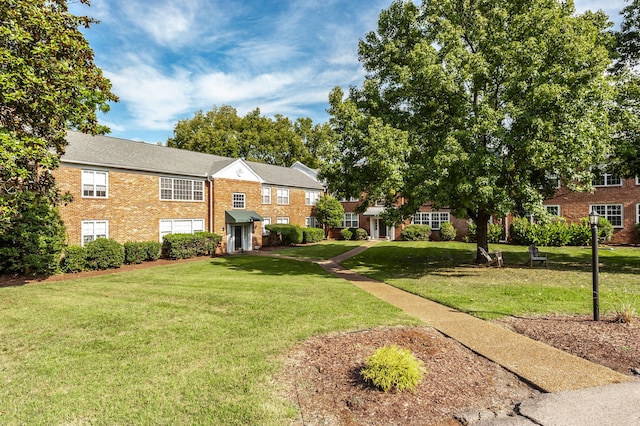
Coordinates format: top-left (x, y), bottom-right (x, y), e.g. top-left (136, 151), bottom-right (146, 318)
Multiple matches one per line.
top-left (321, 0), bottom-right (616, 261)
top-left (167, 106), bottom-right (334, 168)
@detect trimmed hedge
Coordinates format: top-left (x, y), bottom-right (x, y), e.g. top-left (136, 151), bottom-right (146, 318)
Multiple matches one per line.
top-left (439, 222), bottom-right (457, 241)
top-left (509, 216), bottom-right (613, 246)
top-left (401, 224), bottom-right (431, 241)
top-left (60, 245), bottom-right (87, 273)
top-left (162, 232), bottom-right (222, 259)
top-left (265, 224), bottom-right (304, 245)
top-left (340, 228), bottom-right (353, 240)
top-left (143, 241), bottom-right (162, 261)
top-left (303, 227), bottom-right (324, 244)
top-left (85, 238), bottom-right (125, 270)
top-left (353, 227), bottom-right (369, 240)
top-left (124, 241), bottom-right (147, 264)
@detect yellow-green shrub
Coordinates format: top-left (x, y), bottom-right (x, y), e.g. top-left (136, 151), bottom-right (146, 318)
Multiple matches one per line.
top-left (360, 344), bottom-right (426, 392)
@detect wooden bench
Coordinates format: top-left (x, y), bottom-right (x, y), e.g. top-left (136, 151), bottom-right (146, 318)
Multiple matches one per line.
top-left (479, 247), bottom-right (503, 267)
top-left (528, 245), bottom-right (548, 267)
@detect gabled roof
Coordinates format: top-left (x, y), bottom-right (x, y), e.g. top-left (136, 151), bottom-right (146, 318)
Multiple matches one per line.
top-left (62, 131), bottom-right (323, 189)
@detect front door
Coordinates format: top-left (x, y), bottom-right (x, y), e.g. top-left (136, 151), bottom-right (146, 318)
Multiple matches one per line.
top-left (234, 226), bottom-right (243, 251)
top-left (378, 219), bottom-right (387, 238)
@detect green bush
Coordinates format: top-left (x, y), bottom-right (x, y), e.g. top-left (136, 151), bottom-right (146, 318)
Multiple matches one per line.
top-left (162, 232), bottom-right (222, 259)
top-left (354, 227), bottom-right (369, 240)
top-left (467, 222), bottom-right (503, 244)
top-left (60, 245), bottom-right (86, 273)
top-left (124, 242), bottom-right (147, 264)
top-left (339, 228), bottom-right (353, 241)
top-left (360, 344), bottom-right (426, 393)
top-left (401, 224), bottom-right (431, 241)
top-left (143, 241), bottom-right (162, 261)
top-left (265, 224), bottom-right (304, 245)
top-left (193, 232), bottom-right (222, 255)
top-left (85, 238), bottom-right (125, 270)
top-left (439, 222), bottom-right (456, 241)
top-left (568, 222), bottom-right (591, 246)
top-left (302, 227), bottom-right (324, 244)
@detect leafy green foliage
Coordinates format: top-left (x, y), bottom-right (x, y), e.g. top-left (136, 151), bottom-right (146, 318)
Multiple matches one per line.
top-left (302, 227), bottom-right (324, 244)
top-left (510, 216), bottom-right (613, 247)
top-left (124, 242), bottom-right (147, 265)
top-left (85, 238), bottom-right (124, 270)
top-left (0, 192), bottom-right (66, 275)
top-left (162, 233), bottom-right (222, 259)
top-left (60, 245), bottom-right (86, 273)
top-left (143, 241), bottom-right (162, 261)
top-left (361, 344), bottom-right (426, 393)
top-left (314, 195), bottom-right (345, 231)
top-left (401, 225), bottom-right (431, 241)
top-left (167, 106), bottom-right (333, 168)
top-left (339, 228), bottom-right (353, 240)
top-left (438, 222), bottom-right (456, 241)
top-left (352, 227), bottom-right (369, 240)
top-left (466, 222), bottom-right (503, 243)
top-left (264, 224), bottom-right (303, 245)
top-left (322, 0), bottom-right (616, 260)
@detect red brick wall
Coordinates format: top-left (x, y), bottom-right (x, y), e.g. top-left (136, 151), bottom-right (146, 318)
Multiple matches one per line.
top-left (55, 166), bottom-right (209, 245)
top-left (545, 178), bottom-right (640, 244)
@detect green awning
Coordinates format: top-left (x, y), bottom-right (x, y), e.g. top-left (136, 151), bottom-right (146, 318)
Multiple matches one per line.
top-left (225, 210), bottom-right (263, 223)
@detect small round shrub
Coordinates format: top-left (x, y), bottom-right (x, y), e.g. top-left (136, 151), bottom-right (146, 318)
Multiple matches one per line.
top-left (143, 241), bottom-right (162, 261)
top-left (360, 344), bottom-right (426, 393)
top-left (60, 245), bottom-right (86, 273)
top-left (439, 222), bottom-right (456, 241)
top-left (85, 238), bottom-right (125, 270)
top-left (401, 224), bottom-right (431, 241)
top-left (354, 227), bottom-right (369, 240)
top-left (303, 227), bottom-right (324, 244)
top-left (124, 241), bottom-right (146, 264)
top-left (340, 228), bottom-right (353, 240)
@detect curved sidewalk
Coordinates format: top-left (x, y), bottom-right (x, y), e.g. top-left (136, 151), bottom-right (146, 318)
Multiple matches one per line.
top-left (318, 241), bottom-right (633, 394)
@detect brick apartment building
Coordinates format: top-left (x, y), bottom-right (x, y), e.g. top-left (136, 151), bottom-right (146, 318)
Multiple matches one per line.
top-left (56, 132), bottom-right (324, 253)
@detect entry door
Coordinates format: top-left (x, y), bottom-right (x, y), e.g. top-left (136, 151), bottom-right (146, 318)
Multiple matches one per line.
top-left (378, 219), bottom-right (387, 238)
top-left (234, 226), bottom-right (243, 250)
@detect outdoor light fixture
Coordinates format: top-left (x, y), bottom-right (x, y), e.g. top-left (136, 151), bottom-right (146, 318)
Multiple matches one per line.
top-left (589, 209), bottom-right (600, 321)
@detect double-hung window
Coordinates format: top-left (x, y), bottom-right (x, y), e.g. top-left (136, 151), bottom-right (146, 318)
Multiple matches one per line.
top-left (591, 204), bottom-right (623, 228)
top-left (545, 205), bottom-right (561, 216)
top-left (262, 217), bottom-right (272, 235)
top-left (159, 219), bottom-right (205, 239)
top-left (232, 193), bottom-right (246, 209)
top-left (277, 188), bottom-right (289, 204)
top-left (306, 217), bottom-right (319, 228)
top-left (82, 220), bottom-right (108, 245)
top-left (82, 170), bottom-right (108, 198)
top-left (593, 173), bottom-right (622, 187)
top-left (305, 190), bottom-right (320, 205)
top-left (160, 177), bottom-right (204, 201)
top-left (342, 212), bottom-right (359, 228)
top-left (276, 217), bottom-right (289, 224)
top-left (262, 186), bottom-right (271, 204)
top-left (412, 212), bottom-right (450, 230)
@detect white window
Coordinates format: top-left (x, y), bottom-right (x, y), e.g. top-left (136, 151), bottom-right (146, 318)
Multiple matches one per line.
top-left (159, 219), bottom-right (205, 239)
top-left (305, 190), bottom-right (320, 205)
top-left (262, 217), bottom-right (271, 235)
top-left (160, 177), bottom-right (204, 201)
top-left (262, 186), bottom-right (271, 204)
top-left (277, 188), bottom-right (289, 204)
top-left (81, 220), bottom-right (108, 245)
top-left (339, 196), bottom-right (359, 202)
top-left (306, 217), bottom-right (319, 228)
top-left (593, 173), bottom-right (622, 187)
top-left (636, 176), bottom-right (640, 185)
top-left (545, 205), bottom-right (561, 216)
top-left (232, 193), bottom-right (246, 209)
top-left (637, 204), bottom-right (640, 224)
top-left (342, 212), bottom-right (359, 228)
top-left (82, 170), bottom-right (108, 198)
top-left (276, 217), bottom-right (289, 224)
top-left (412, 212), bottom-right (450, 230)
top-left (590, 204), bottom-right (623, 228)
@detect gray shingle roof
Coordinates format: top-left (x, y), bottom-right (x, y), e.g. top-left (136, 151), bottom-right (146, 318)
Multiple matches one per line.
top-left (62, 131), bottom-right (323, 189)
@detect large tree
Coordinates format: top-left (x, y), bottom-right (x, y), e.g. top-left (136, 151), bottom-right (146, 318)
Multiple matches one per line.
top-left (321, 0), bottom-right (616, 262)
top-left (0, 0), bottom-right (117, 273)
top-left (168, 106), bottom-right (333, 168)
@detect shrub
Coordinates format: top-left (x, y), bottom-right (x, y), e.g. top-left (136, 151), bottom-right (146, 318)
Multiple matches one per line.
top-left (339, 228), bottom-right (353, 241)
top-left (360, 344), bottom-right (426, 393)
top-left (613, 302), bottom-right (636, 324)
top-left (60, 245), bottom-right (86, 273)
top-left (401, 224), bottom-right (431, 241)
top-left (303, 227), bottom-right (324, 244)
top-left (439, 222), bottom-right (456, 241)
top-left (354, 227), bottom-right (369, 240)
top-left (85, 238), bottom-right (125, 270)
top-left (265, 224), bottom-right (303, 245)
top-left (636, 223), bottom-right (640, 242)
top-left (143, 241), bottom-right (162, 261)
top-left (467, 222), bottom-right (502, 244)
top-left (193, 232), bottom-right (222, 255)
top-left (162, 232), bottom-right (222, 259)
top-left (568, 222), bottom-right (591, 246)
top-left (124, 242), bottom-right (147, 264)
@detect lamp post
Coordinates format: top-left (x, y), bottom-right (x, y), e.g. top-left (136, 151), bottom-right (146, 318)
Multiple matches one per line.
top-left (589, 210), bottom-right (600, 321)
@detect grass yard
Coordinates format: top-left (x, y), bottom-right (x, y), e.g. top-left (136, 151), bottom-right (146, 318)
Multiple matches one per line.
top-left (341, 241), bottom-right (640, 319)
top-left (274, 239), bottom-right (364, 260)
top-left (0, 255), bottom-right (419, 425)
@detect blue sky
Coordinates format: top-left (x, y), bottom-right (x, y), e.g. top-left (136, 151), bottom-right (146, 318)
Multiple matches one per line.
top-left (70, 0), bottom-right (628, 144)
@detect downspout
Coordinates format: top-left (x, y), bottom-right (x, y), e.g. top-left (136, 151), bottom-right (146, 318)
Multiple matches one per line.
top-left (206, 174), bottom-right (213, 233)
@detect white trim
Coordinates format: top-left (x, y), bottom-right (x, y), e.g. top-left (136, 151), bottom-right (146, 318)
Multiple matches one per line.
top-left (636, 203), bottom-right (640, 224)
top-left (262, 186), bottom-right (271, 204)
top-left (589, 204), bottom-right (624, 228)
top-left (159, 218), bottom-right (205, 241)
top-left (593, 173), bottom-right (622, 187)
top-left (277, 188), bottom-right (290, 205)
top-left (81, 170), bottom-right (108, 199)
top-left (262, 217), bottom-right (272, 235)
top-left (412, 212), bottom-right (450, 230)
top-left (232, 192), bottom-right (246, 209)
top-left (342, 212), bottom-right (359, 228)
top-left (212, 158), bottom-right (263, 182)
top-left (81, 220), bottom-right (108, 246)
top-left (276, 217), bottom-right (289, 224)
top-left (159, 177), bottom-right (205, 202)
top-left (545, 205), bottom-right (561, 216)
top-left (305, 190), bottom-right (320, 205)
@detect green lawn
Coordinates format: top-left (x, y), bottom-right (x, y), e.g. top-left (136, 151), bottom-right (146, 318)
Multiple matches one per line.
top-left (342, 241), bottom-right (640, 319)
top-left (0, 256), bottom-right (418, 425)
top-left (274, 239), bottom-right (364, 260)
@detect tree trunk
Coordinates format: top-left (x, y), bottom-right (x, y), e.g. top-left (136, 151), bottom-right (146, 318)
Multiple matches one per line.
top-left (475, 211), bottom-right (490, 264)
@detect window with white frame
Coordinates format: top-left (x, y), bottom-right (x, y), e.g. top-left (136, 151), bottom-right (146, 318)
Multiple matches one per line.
top-left (306, 217), bottom-right (319, 228)
top-left (276, 217), bottom-right (289, 224)
top-left (82, 170), bottom-right (108, 198)
top-left (545, 205), bottom-right (561, 216)
top-left (412, 212), bottom-right (450, 230)
top-left (637, 204), bottom-right (640, 225)
top-left (591, 204), bottom-right (623, 227)
top-left (262, 186), bottom-right (271, 204)
top-left (305, 190), bottom-right (320, 205)
top-left (159, 219), bottom-right (205, 239)
top-left (342, 212), bottom-right (359, 228)
top-left (277, 188), bottom-right (289, 204)
top-left (262, 217), bottom-right (271, 235)
top-left (593, 173), bottom-right (622, 187)
top-left (232, 192), bottom-right (246, 209)
top-left (160, 177), bottom-right (204, 201)
top-left (81, 220), bottom-right (108, 245)
top-left (636, 176), bottom-right (640, 185)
